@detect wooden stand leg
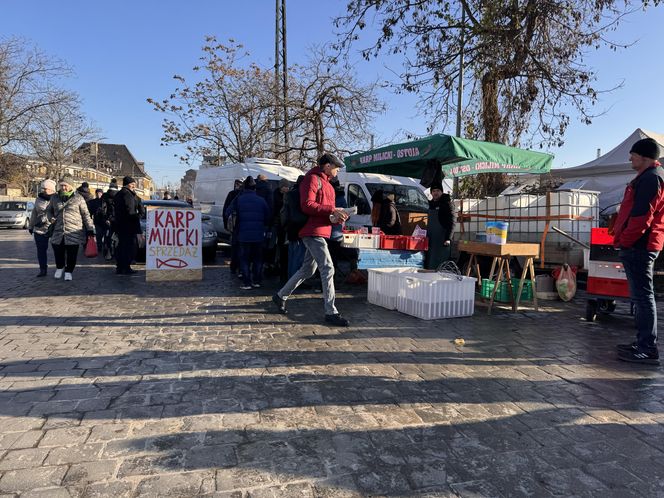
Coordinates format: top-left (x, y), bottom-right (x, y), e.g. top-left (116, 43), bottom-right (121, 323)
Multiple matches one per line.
top-left (529, 258), bottom-right (539, 311)
top-left (488, 258), bottom-right (505, 315)
top-left (504, 257), bottom-right (514, 309)
top-left (514, 258), bottom-right (529, 312)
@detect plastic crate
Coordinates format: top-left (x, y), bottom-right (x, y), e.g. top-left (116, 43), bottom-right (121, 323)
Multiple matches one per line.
top-left (396, 273), bottom-right (476, 320)
top-left (342, 233), bottom-right (380, 249)
top-left (367, 267), bottom-right (421, 310)
top-left (481, 278), bottom-right (533, 303)
top-left (357, 249), bottom-right (425, 269)
top-left (380, 235), bottom-right (407, 250)
top-left (405, 236), bottom-right (429, 251)
top-left (587, 276), bottom-right (630, 298)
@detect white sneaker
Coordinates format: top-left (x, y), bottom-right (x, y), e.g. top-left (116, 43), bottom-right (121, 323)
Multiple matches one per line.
top-left (252, 283), bottom-right (261, 288)
top-left (54, 268), bottom-right (64, 279)
top-left (64, 272), bottom-right (73, 281)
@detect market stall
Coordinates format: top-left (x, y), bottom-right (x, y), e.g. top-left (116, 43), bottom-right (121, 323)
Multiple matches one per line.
top-left (344, 134), bottom-right (554, 313)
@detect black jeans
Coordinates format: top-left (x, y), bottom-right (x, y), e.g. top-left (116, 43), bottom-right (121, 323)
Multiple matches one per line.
top-left (240, 241), bottom-right (264, 286)
top-left (52, 241), bottom-right (79, 272)
top-left (620, 247), bottom-right (660, 353)
top-left (34, 233), bottom-right (50, 272)
top-left (116, 232), bottom-right (137, 272)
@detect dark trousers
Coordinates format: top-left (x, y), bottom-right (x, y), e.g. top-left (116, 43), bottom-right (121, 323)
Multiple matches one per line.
top-left (34, 233), bottom-right (50, 272)
top-left (52, 241), bottom-right (79, 273)
top-left (620, 247), bottom-right (660, 353)
top-left (104, 225), bottom-right (114, 257)
top-left (116, 232), bottom-right (136, 272)
top-left (230, 235), bottom-right (240, 273)
top-left (278, 241), bottom-right (289, 284)
top-left (94, 222), bottom-right (106, 251)
top-left (240, 241), bottom-right (264, 286)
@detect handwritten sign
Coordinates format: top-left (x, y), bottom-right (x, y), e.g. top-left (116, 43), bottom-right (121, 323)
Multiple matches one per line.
top-left (145, 207), bottom-right (202, 281)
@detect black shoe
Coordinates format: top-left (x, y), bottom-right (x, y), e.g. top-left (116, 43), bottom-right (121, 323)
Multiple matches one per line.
top-left (125, 268), bottom-right (138, 275)
top-left (616, 342), bottom-right (638, 353)
top-left (325, 314), bottom-right (349, 327)
top-left (617, 349), bottom-right (660, 365)
top-left (272, 294), bottom-right (287, 314)
top-left (36, 270), bottom-right (47, 277)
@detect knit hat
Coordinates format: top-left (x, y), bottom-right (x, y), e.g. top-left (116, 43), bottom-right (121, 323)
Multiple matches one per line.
top-left (81, 181), bottom-right (89, 188)
top-left (95, 188), bottom-right (103, 194)
top-left (430, 183), bottom-right (444, 192)
top-left (41, 179), bottom-right (56, 191)
top-left (243, 176), bottom-right (256, 190)
top-left (318, 152), bottom-right (345, 169)
top-left (58, 174), bottom-right (76, 187)
top-left (630, 138), bottom-right (660, 160)
top-left (278, 178), bottom-right (291, 189)
top-left (122, 176), bottom-right (136, 186)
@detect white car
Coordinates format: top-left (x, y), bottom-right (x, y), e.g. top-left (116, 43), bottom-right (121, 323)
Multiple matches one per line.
top-left (0, 201), bottom-right (33, 229)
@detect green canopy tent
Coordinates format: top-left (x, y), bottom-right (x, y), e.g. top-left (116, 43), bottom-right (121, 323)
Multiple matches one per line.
top-left (344, 134), bottom-right (553, 179)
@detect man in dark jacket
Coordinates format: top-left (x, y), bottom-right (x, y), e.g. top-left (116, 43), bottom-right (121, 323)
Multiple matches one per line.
top-left (273, 178), bottom-right (291, 284)
top-left (86, 188), bottom-right (106, 252)
top-left (225, 176), bottom-right (271, 289)
top-left (222, 179), bottom-right (243, 276)
top-left (113, 176), bottom-right (143, 275)
top-left (378, 192), bottom-right (402, 235)
top-left (426, 183), bottom-right (456, 269)
top-left (101, 179), bottom-right (119, 260)
top-left (272, 153), bottom-right (350, 327)
top-left (613, 138), bottom-right (664, 364)
top-left (76, 181), bottom-right (92, 201)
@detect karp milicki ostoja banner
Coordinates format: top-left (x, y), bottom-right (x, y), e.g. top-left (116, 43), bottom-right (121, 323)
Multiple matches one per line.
top-left (145, 207), bottom-right (202, 282)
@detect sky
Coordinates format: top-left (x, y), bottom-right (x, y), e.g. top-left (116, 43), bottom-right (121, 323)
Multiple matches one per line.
top-left (3, 0), bottom-right (664, 187)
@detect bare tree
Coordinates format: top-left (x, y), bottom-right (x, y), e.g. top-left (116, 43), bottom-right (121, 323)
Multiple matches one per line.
top-left (148, 37), bottom-right (275, 164)
top-left (26, 94), bottom-right (101, 179)
top-left (0, 37), bottom-right (73, 153)
top-left (334, 0), bottom-right (660, 195)
top-left (280, 46), bottom-right (385, 168)
top-left (0, 153), bottom-right (34, 196)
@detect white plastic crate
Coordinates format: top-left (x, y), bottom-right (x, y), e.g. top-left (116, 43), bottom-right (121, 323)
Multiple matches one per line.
top-left (342, 233), bottom-right (380, 249)
top-left (396, 273), bottom-right (476, 320)
top-left (367, 267), bottom-right (421, 310)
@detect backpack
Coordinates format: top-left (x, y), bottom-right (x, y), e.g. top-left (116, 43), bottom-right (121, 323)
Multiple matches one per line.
top-left (280, 176), bottom-right (322, 232)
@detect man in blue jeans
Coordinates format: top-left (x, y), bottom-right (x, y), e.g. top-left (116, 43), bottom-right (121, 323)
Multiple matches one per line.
top-left (272, 153), bottom-right (350, 326)
top-left (613, 137), bottom-right (664, 364)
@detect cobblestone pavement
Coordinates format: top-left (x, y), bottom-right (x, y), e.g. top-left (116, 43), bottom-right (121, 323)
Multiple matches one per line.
top-left (0, 229), bottom-right (663, 497)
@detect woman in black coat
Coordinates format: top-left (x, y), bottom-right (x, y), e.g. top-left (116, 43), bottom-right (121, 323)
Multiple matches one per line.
top-left (426, 183), bottom-right (455, 269)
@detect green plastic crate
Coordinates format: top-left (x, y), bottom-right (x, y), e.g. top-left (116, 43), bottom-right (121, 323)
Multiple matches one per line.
top-left (481, 278), bottom-right (533, 302)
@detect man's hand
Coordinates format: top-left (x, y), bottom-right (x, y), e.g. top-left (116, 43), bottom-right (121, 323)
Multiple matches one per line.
top-left (444, 240), bottom-right (451, 246)
top-left (136, 234), bottom-right (146, 246)
top-left (333, 208), bottom-right (349, 222)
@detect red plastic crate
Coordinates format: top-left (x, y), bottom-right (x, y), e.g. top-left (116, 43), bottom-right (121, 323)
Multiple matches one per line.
top-left (405, 236), bottom-right (429, 251)
top-left (587, 276), bottom-right (630, 298)
top-left (380, 235), bottom-right (407, 250)
top-left (591, 227), bottom-right (613, 246)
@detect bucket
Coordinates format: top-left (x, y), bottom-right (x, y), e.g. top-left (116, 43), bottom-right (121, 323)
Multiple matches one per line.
top-left (486, 221), bottom-right (508, 245)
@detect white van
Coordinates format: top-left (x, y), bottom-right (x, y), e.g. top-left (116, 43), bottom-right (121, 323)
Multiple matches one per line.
top-left (193, 158), bottom-right (303, 240)
top-left (337, 172), bottom-right (431, 234)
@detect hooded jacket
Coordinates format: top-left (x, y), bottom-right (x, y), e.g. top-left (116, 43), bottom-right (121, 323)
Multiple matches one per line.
top-left (299, 166), bottom-right (336, 239)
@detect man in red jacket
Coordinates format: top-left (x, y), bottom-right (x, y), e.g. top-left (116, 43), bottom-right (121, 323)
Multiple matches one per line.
top-left (272, 153), bottom-right (351, 326)
top-left (613, 137), bottom-right (664, 364)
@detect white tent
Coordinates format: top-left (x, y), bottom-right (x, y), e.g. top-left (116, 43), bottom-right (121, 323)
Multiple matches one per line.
top-left (551, 128), bottom-right (664, 214)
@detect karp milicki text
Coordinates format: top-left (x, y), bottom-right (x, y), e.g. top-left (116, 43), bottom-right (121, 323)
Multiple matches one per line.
top-left (148, 210), bottom-right (200, 257)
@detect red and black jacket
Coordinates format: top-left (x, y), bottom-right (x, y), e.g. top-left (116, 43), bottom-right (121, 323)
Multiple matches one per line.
top-left (613, 164), bottom-right (664, 251)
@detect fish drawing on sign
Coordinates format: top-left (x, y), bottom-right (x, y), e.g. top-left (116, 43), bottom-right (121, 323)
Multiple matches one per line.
top-left (156, 258), bottom-right (189, 269)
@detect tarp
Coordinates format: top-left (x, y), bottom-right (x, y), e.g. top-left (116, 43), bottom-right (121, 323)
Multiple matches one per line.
top-left (550, 128), bottom-right (664, 214)
top-left (344, 134), bottom-right (554, 178)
